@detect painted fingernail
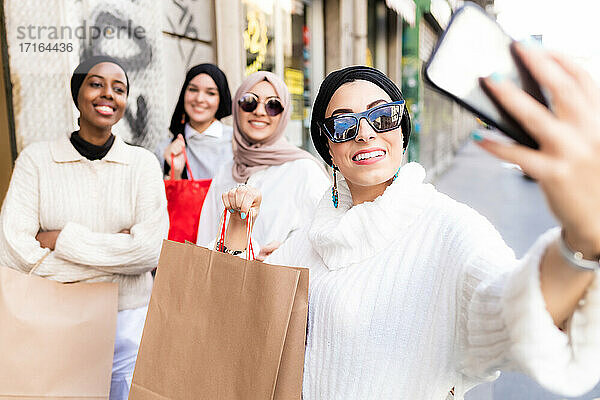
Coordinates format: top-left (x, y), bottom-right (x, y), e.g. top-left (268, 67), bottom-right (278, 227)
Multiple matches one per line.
top-left (229, 209), bottom-right (235, 214)
top-left (520, 37), bottom-right (541, 48)
top-left (490, 72), bottom-right (504, 83)
top-left (240, 212), bottom-right (247, 220)
top-left (471, 131), bottom-right (484, 142)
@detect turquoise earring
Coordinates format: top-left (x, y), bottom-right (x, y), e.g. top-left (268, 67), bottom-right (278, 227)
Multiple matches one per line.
top-left (392, 167), bottom-right (400, 182)
top-left (332, 166), bottom-right (339, 208)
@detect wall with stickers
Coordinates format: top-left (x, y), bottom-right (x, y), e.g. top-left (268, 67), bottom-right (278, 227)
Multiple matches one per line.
top-left (3, 0), bottom-right (215, 153)
top-left (162, 0), bottom-right (215, 121)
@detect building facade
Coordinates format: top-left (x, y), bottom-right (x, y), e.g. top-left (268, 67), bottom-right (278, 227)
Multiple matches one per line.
top-left (1, 0), bottom-right (485, 200)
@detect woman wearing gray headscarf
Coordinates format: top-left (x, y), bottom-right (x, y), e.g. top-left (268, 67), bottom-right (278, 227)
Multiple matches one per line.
top-left (196, 71), bottom-right (330, 260)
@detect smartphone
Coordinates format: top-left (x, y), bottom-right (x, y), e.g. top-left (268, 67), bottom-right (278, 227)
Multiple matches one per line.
top-left (423, 3), bottom-right (549, 149)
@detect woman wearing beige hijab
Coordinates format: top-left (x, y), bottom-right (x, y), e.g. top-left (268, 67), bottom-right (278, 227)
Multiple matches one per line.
top-left (196, 71), bottom-right (330, 260)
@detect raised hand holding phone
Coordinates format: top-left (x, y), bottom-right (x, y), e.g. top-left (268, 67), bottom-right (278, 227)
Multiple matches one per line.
top-left (478, 42), bottom-right (600, 258)
top-left (424, 3), bottom-right (548, 148)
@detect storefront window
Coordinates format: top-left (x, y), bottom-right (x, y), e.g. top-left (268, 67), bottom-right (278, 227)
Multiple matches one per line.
top-left (367, 0), bottom-right (377, 67)
top-left (243, 0), bottom-right (275, 74)
top-left (283, 1), bottom-right (310, 147)
top-left (242, 0), bottom-right (312, 149)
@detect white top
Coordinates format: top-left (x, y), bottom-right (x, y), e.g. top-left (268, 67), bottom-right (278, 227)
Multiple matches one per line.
top-left (0, 133), bottom-right (169, 311)
top-left (155, 120), bottom-right (233, 179)
top-left (197, 158), bottom-right (331, 253)
top-left (187, 120), bottom-right (226, 139)
top-left (267, 162), bottom-right (600, 400)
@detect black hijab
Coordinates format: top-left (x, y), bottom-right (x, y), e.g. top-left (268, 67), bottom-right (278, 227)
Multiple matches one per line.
top-left (70, 55), bottom-right (129, 108)
top-left (168, 63), bottom-right (232, 139)
top-left (69, 55), bottom-right (129, 160)
top-left (310, 66), bottom-right (411, 166)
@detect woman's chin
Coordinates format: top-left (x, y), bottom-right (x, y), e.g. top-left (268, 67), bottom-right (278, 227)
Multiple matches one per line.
top-left (188, 113), bottom-right (213, 126)
top-left (346, 172), bottom-right (395, 187)
top-left (82, 117), bottom-right (118, 130)
top-left (344, 163), bottom-right (396, 182)
top-left (245, 130), bottom-right (273, 143)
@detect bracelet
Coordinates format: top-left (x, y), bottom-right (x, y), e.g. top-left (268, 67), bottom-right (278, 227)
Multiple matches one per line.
top-left (216, 240), bottom-right (244, 256)
top-left (558, 230), bottom-right (600, 271)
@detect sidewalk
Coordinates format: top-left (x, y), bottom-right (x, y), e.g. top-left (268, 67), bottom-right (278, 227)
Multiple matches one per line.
top-left (434, 139), bottom-right (599, 400)
top-left (435, 138), bottom-right (557, 258)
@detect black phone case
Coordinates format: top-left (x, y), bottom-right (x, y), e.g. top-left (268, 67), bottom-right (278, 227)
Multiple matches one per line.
top-left (422, 3), bottom-right (544, 149)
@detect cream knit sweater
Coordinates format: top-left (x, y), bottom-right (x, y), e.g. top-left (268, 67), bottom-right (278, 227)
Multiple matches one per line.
top-left (267, 162), bottom-right (600, 399)
top-left (0, 133), bottom-right (169, 311)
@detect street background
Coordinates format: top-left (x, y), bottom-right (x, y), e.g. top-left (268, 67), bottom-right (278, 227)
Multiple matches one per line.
top-left (436, 138), bottom-right (600, 400)
top-left (1, 1), bottom-right (600, 398)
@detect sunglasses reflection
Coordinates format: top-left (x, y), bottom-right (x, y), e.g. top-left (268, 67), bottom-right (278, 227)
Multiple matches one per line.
top-left (238, 93), bottom-right (284, 117)
top-left (321, 101), bottom-right (405, 143)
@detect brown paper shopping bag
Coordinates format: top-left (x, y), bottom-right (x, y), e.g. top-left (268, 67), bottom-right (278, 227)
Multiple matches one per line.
top-left (130, 229), bottom-right (309, 400)
top-left (0, 257), bottom-right (119, 400)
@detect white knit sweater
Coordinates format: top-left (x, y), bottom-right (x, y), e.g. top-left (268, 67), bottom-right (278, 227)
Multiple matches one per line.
top-left (267, 162), bottom-right (600, 399)
top-left (0, 133), bottom-right (169, 311)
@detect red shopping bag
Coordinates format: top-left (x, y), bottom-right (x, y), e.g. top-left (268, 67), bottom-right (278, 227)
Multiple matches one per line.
top-left (165, 150), bottom-right (211, 243)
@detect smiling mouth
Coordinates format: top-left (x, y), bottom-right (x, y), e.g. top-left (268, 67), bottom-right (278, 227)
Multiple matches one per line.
top-left (352, 150), bottom-right (386, 162)
top-left (94, 105), bottom-right (115, 116)
top-left (249, 120), bottom-right (269, 128)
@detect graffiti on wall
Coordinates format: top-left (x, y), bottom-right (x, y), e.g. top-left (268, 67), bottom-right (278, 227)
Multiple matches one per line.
top-left (165, 0), bottom-right (214, 73)
top-left (80, 7), bottom-right (154, 146)
top-left (4, 0), bottom-right (167, 151)
top-left (166, 0), bottom-right (199, 70)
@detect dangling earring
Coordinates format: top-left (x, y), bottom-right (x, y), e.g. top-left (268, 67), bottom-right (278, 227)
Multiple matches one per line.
top-left (181, 113), bottom-right (186, 125)
top-left (332, 166), bottom-right (339, 208)
top-left (392, 167), bottom-right (400, 182)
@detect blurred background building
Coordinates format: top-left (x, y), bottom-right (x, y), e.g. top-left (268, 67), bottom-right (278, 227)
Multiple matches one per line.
top-left (5, 2), bottom-right (600, 399)
top-left (0, 0), bottom-right (482, 201)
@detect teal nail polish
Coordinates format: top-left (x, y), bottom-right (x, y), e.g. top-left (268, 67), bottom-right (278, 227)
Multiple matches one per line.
top-left (490, 72), bottom-right (504, 83)
top-left (240, 212), bottom-right (247, 220)
top-left (520, 37), bottom-right (541, 48)
top-left (471, 131), bottom-right (484, 142)
top-left (229, 209), bottom-right (235, 214)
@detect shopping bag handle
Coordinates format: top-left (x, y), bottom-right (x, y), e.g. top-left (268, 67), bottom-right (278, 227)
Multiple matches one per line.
top-left (170, 147), bottom-right (194, 181)
top-left (217, 209), bottom-right (255, 261)
top-left (28, 250), bottom-right (51, 276)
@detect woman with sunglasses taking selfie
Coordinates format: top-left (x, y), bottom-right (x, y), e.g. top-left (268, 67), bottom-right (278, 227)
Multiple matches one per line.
top-left (196, 71), bottom-right (329, 260)
top-left (155, 63), bottom-right (233, 180)
top-left (219, 50), bottom-right (600, 399)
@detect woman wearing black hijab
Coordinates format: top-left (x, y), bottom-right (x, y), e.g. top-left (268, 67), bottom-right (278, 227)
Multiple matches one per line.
top-left (218, 59), bottom-right (600, 399)
top-left (0, 56), bottom-right (168, 400)
top-left (155, 64), bottom-right (233, 180)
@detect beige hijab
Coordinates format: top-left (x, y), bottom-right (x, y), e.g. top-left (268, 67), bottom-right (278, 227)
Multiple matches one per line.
top-left (232, 71), bottom-right (321, 183)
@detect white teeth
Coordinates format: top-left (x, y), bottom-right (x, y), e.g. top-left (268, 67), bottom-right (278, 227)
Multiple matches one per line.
top-left (96, 105), bottom-right (113, 113)
top-left (250, 121), bottom-right (267, 127)
top-left (354, 150), bottom-right (385, 161)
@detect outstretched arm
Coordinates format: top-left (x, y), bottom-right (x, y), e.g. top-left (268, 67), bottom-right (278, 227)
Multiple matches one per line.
top-left (478, 42), bottom-right (600, 326)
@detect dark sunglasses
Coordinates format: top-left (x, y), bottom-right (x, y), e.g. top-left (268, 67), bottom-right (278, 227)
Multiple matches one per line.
top-left (238, 94), bottom-right (284, 116)
top-left (319, 100), bottom-right (405, 143)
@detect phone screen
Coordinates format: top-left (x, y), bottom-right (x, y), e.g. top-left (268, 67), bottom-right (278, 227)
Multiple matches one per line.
top-left (424, 4), bottom-right (548, 149)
